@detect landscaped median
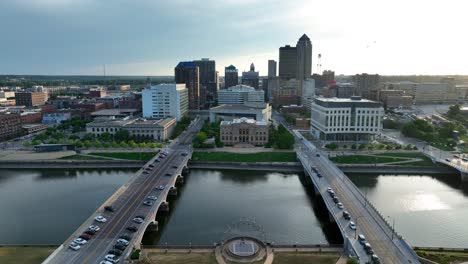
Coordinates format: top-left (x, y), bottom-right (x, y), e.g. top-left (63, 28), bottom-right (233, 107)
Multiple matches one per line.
top-left (330, 152), bottom-right (434, 166)
top-left (191, 151), bottom-right (297, 163)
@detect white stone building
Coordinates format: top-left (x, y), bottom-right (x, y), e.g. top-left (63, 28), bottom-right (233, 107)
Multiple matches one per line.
top-left (218, 84), bottom-right (264, 105)
top-left (310, 96), bottom-right (384, 142)
top-left (142, 84), bottom-right (188, 121)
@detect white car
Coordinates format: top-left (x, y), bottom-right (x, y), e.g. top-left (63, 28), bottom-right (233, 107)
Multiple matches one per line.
top-left (116, 238), bottom-right (129, 246)
top-left (69, 242), bottom-right (81, 251)
top-left (147, 195), bottom-right (157, 200)
top-left (105, 254), bottom-right (120, 263)
top-left (156, 185), bottom-right (164, 190)
top-left (99, 261), bottom-right (113, 264)
top-left (327, 187), bottom-right (332, 193)
top-left (89, 225), bottom-right (100, 232)
top-left (349, 221), bottom-right (357, 230)
top-left (337, 202), bottom-right (344, 209)
top-left (73, 238), bottom-right (87, 245)
top-left (133, 217), bottom-right (144, 224)
top-left (95, 216), bottom-right (107, 223)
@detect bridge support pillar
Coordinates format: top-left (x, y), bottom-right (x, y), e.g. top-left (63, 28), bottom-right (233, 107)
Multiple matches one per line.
top-left (182, 166), bottom-right (190, 176)
top-left (462, 172), bottom-right (468, 182)
top-left (312, 184), bottom-right (320, 197)
top-left (159, 201), bottom-right (170, 213)
top-left (147, 221), bottom-right (159, 232)
top-left (169, 187), bottom-right (178, 196)
top-left (176, 176), bottom-right (184, 185)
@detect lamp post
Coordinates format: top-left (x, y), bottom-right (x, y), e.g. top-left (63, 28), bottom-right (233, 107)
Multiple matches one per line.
top-left (387, 216), bottom-right (395, 240)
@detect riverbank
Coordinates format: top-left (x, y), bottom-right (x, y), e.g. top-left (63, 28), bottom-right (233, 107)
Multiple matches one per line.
top-left (0, 246), bottom-right (56, 264)
top-left (191, 151), bottom-right (297, 162)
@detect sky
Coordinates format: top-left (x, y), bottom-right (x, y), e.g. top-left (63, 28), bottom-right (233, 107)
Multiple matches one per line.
top-left (1, 0), bottom-right (468, 76)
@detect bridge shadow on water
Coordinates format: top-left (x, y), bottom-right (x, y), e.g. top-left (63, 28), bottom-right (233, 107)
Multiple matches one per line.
top-left (297, 173), bottom-right (344, 245)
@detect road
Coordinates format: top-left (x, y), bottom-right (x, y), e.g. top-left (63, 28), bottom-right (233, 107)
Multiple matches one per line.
top-left (44, 118), bottom-right (203, 264)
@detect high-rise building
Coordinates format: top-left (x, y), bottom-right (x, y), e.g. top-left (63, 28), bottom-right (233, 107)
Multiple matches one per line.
top-left (142, 84), bottom-right (188, 121)
top-left (268, 60), bottom-right (277, 78)
top-left (353, 73), bottom-right (381, 99)
top-left (296, 34), bottom-right (312, 80)
top-left (241, 63), bottom-right (260, 89)
top-left (15, 92), bottom-right (46, 107)
top-left (194, 58), bottom-right (217, 108)
top-left (279, 45), bottom-right (297, 79)
top-left (175, 61), bottom-right (200, 110)
top-left (224, 65), bottom-right (239, 89)
top-left (322, 70), bottom-right (335, 84)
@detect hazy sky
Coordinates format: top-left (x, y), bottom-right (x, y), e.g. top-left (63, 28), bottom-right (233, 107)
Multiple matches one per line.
top-left (1, 0), bottom-right (467, 76)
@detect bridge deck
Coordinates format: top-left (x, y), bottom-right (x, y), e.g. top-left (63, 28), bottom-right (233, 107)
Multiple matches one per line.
top-left (296, 133), bottom-right (420, 264)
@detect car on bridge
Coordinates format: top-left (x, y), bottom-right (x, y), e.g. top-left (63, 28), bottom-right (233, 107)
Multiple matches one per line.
top-left (164, 173), bottom-right (171, 177)
top-left (143, 201), bottom-right (153, 206)
top-left (147, 195), bottom-right (157, 200)
top-left (358, 234), bottom-right (366, 245)
top-left (73, 238), bottom-right (87, 245)
top-left (114, 244), bottom-right (126, 251)
top-left (104, 254), bottom-right (120, 263)
top-left (172, 165), bottom-right (178, 169)
top-left (84, 229), bottom-right (96, 236)
top-left (371, 254), bottom-right (380, 263)
top-left (349, 221), bottom-right (356, 230)
top-left (337, 202), bottom-right (343, 209)
top-left (156, 185), bottom-right (165, 190)
top-left (126, 226), bottom-right (138, 232)
top-left (181, 152), bottom-right (188, 156)
top-left (104, 206), bottom-right (115, 212)
top-left (95, 216), bottom-right (107, 223)
top-left (120, 234), bottom-right (132, 241)
top-left (69, 242), bottom-right (81, 251)
top-left (108, 249), bottom-right (123, 256)
top-left (364, 243), bottom-right (374, 255)
top-left (100, 261), bottom-right (113, 264)
top-left (133, 217), bottom-right (144, 224)
top-left (89, 225), bottom-right (100, 232)
top-left (343, 211), bottom-right (351, 220)
top-left (79, 234), bottom-right (92, 241)
top-left (116, 238), bottom-right (129, 246)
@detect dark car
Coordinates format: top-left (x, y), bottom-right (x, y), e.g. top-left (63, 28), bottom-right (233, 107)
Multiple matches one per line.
top-left (316, 173), bottom-right (322, 178)
top-left (149, 164), bottom-right (155, 168)
top-left (154, 159), bottom-right (160, 162)
top-left (114, 244), bottom-right (126, 251)
top-left (164, 173), bottom-right (171, 177)
top-left (79, 234), bottom-right (92, 240)
top-left (135, 215), bottom-right (145, 220)
top-left (333, 197), bottom-right (339, 204)
top-left (343, 211), bottom-right (351, 220)
top-left (108, 249), bottom-right (123, 256)
top-left (181, 153), bottom-right (188, 156)
top-left (143, 171), bottom-right (149, 174)
top-left (316, 153), bottom-right (320, 157)
top-left (364, 243), bottom-right (374, 255)
top-left (104, 206), bottom-right (115, 212)
top-left (84, 230), bottom-right (96, 236)
top-left (119, 234), bottom-right (132, 241)
top-left (171, 166), bottom-right (178, 169)
top-left (126, 226), bottom-right (138, 232)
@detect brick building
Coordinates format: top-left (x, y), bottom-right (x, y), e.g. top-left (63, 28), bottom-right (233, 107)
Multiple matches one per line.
top-left (0, 114), bottom-right (22, 140)
top-left (15, 92), bottom-right (46, 107)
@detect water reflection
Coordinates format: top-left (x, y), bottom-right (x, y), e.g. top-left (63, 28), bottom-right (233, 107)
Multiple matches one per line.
top-left (219, 170), bottom-right (269, 184)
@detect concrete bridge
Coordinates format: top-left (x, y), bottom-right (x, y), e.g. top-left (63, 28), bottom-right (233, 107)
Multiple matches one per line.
top-left (43, 118), bottom-right (203, 264)
top-left (422, 145), bottom-right (468, 181)
top-left (294, 131), bottom-right (420, 264)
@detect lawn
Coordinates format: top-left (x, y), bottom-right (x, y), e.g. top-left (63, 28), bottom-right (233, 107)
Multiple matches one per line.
top-left (87, 152), bottom-right (158, 161)
top-left (147, 252), bottom-right (218, 264)
top-left (416, 249), bottom-right (468, 264)
top-left (59, 154), bottom-right (108, 160)
top-left (191, 152), bottom-right (297, 162)
top-left (0, 246), bottom-right (56, 264)
top-left (330, 155), bottom-right (406, 164)
top-left (374, 152), bottom-right (435, 166)
top-left (272, 252), bottom-right (340, 264)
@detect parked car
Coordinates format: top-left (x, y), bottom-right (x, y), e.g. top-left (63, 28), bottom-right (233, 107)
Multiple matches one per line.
top-left (104, 206), bottom-right (115, 212)
top-left (164, 173), bottom-right (171, 177)
top-left (108, 249), bottom-right (123, 256)
top-left (133, 217), bottom-right (144, 224)
top-left (143, 201), bottom-right (153, 206)
top-left (337, 202), bottom-right (344, 209)
top-left (371, 254), bottom-right (380, 263)
top-left (172, 165), bottom-right (178, 169)
top-left (154, 159), bottom-right (160, 162)
top-left (100, 261), bottom-right (113, 264)
top-left (156, 185), bottom-right (165, 190)
top-left (73, 238), bottom-right (87, 245)
top-left (89, 225), bottom-right (100, 232)
top-left (114, 244), bottom-right (126, 251)
top-left (116, 239), bottom-right (129, 246)
top-left (69, 242), bottom-right (81, 251)
top-left (333, 197), bottom-right (339, 204)
top-left (364, 243), bottom-right (374, 255)
top-left (143, 171), bottom-right (149, 174)
top-left (316, 153), bottom-right (320, 157)
top-left (126, 226), bottom-right (138, 232)
top-left (326, 187), bottom-right (333, 193)
top-left (119, 234), bottom-right (132, 241)
top-left (349, 221), bottom-right (356, 230)
top-left (147, 195), bottom-right (157, 200)
top-left (148, 164), bottom-right (155, 168)
top-left (84, 230), bottom-right (96, 236)
top-left (358, 234), bottom-right (366, 245)
top-left (79, 234), bottom-right (92, 241)
top-left (317, 173), bottom-right (322, 178)
top-left (343, 211), bottom-right (351, 220)
top-left (135, 215), bottom-right (145, 219)
top-left (105, 254), bottom-right (120, 263)
top-left (95, 216), bottom-right (107, 223)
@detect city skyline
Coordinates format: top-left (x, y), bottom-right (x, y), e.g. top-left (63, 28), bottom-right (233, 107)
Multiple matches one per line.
top-left (1, 0), bottom-right (468, 76)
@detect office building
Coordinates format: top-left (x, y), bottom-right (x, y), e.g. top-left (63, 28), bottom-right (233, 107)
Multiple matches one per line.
top-left (386, 96), bottom-right (413, 109)
top-left (296, 34), bottom-right (312, 80)
top-left (241, 63), bottom-right (260, 89)
top-left (86, 117), bottom-right (176, 141)
top-left (15, 92), bottom-right (46, 107)
top-left (0, 113), bottom-right (22, 140)
top-left (194, 58), bottom-right (218, 107)
top-left (224, 65), bottom-right (239, 89)
top-left (322, 70), bottom-right (335, 84)
top-left (220, 117), bottom-right (269, 146)
top-left (310, 96), bottom-right (384, 142)
top-left (279, 45), bottom-right (297, 79)
top-left (270, 78), bottom-right (300, 107)
top-left (353, 74), bottom-right (380, 100)
top-left (175, 61), bottom-right (200, 110)
top-left (218, 85), bottom-right (264, 105)
top-left (142, 84), bottom-right (188, 121)
top-left (20, 112), bottom-right (42, 124)
top-left (210, 103), bottom-right (271, 123)
top-left (268, 60), bottom-right (277, 78)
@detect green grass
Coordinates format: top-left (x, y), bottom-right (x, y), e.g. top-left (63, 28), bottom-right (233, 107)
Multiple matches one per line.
top-left (147, 252), bottom-right (217, 264)
top-left (272, 252), bottom-right (340, 264)
top-left (330, 155), bottom-right (406, 164)
top-left (191, 152), bottom-right (297, 162)
top-left (416, 250), bottom-right (468, 264)
top-left (59, 155), bottom-right (108, 160)
top-left (373, 152), bottom-right (435, 166)
top-left (0, 246), bottom-right (56, 264)
top-left (87, 152), bottom-right (158, 161)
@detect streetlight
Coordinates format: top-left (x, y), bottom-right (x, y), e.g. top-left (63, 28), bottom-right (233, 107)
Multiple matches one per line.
top-left (354, 215), bottom-right (366, 239)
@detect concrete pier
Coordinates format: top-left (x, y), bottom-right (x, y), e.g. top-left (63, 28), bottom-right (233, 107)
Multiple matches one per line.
top-left (159, 201), bottom-right (170, 213)
top-left (147, 221), bottom-right (159, 232)
top-left (169, 187), bottom-right (178, 196)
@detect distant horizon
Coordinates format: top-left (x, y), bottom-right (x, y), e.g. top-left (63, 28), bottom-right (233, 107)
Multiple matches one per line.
top-left (1, 1), bottom-right (467, 76)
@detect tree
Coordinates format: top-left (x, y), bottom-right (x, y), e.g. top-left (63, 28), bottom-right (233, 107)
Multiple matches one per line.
top-left (115, 129), bottom-right (130, 142)
top-left (139, 142), bottom-right (147, 148)
top-left (119, 141), bottom-right (128, 148)
top-left (102, 142), bottom-right (111, 148)
top-left (84, 140), bottom-right (92, 148)
top-left (93, 141), bottom-right (101, 148)
top-left (98, 132), bottom-right (113, 142)
top-left (385, 144), bottom-right (393, 150)
top-left (347, 259), bottom-right (359, 264)
top-left (193, 132), bottom-right (208, 148)
top-left (351, 144), bottom-right (357, 150)
top-left (75, 140), bottom-right (84, 148)
top-left (22, 141), bottom-right (31, 147)
top-left (325, 143), bottom-right (338, 150)
top-left (111, 141), bottom-right (120, 148)
top-left (148, 142), bottom-right (157, 148)
top-left (447, 104), bottom-right (461, 118)
top-left (358, 144), bottom-right (366, 150)
top-left (69, 134), bottom-right (80, 140)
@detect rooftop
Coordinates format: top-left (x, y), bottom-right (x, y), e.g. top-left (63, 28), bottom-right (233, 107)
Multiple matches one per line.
top-left (221, 84), bottom-right (257, 92)
top-left (91, 108), bottom-right (139, 116)
top-left (221, 117), bottom-right (268, 126)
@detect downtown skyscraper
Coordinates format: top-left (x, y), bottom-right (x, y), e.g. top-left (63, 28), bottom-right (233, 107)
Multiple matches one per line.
top-left (224, 65), bottom-right (239, 89)
top-left (175, 61), bottom-right (200, 110)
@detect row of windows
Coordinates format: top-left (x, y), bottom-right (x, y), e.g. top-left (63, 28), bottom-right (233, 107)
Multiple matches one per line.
top-left (221, 130), bottom-right (267, 135)
top-left (221, 136), bottom-right (267, 141)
